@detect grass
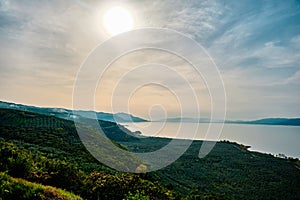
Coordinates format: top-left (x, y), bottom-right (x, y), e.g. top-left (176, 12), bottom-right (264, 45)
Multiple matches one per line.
top-left (0, 172), bottom-right (82, 200)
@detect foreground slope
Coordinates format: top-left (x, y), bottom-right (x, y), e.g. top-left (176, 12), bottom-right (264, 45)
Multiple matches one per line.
top-left (0, 172), bottom-right (82, 200)
top-left (0, 108), bottom-right (178, 199)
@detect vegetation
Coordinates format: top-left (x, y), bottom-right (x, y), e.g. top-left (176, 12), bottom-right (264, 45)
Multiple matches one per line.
top-left (0, 172), bottom-right (82, 200)
top-left (0, 108), bottom-right (178, 199)
top-left (0, 108), bottom-right (300, 199)
top-left (0, 140), bottom-right (178, 200)
top-left (0, 108), bottom-right (140, 173)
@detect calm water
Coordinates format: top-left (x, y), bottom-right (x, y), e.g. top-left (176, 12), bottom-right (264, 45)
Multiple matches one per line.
top-left (123, 122), bottom-right (300, 158)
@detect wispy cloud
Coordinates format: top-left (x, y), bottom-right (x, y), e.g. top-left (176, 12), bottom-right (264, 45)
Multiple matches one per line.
top-left (0, 0), bottom-right (299, 118)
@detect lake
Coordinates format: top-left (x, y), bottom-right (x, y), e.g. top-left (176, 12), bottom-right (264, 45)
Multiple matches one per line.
top-left (122, 122), bottom-right (300, 158)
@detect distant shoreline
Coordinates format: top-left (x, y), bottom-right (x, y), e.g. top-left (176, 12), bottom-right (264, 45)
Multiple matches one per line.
top-left (152, 118), bottom-right (300, 126)
top-left (122, 122), bottom-right (300, 159)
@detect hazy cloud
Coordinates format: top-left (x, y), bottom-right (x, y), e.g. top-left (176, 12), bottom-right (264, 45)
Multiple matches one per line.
top-left (0, 0), bottom-right (299, 118)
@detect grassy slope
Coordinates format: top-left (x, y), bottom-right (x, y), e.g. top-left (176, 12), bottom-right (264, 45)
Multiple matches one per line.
top-left (0, 108), bottom-right (141, 173)
top-left (0, 108), bottom-right (300, 199)
top-left (0, 172), bottom-right (82, 200)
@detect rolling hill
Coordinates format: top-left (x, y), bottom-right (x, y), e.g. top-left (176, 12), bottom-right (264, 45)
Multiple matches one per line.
top-left (0, 106), bottom-right (299, 199)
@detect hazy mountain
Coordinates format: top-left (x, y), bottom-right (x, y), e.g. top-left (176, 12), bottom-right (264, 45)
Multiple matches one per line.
top-left (0, 101), bottom-right (148, 123)
top-left (227, 118), bottom-right (300, 126)
top-left (156, 117), bottom-right (212, 123)
top-left (159, 116), bottom-right (300, 126)
top-left (1, 101), bottom-right (299, 126)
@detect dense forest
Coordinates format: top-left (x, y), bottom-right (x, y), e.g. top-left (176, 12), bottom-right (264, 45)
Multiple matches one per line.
top-left (0, 108), bottom-right (300, 199)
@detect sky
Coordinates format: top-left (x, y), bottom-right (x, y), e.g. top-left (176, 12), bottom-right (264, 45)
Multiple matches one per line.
top-left (0, 0), bottom-right (299, 120)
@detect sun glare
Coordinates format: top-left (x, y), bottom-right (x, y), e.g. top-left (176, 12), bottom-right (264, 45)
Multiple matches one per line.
top-left (102, 6), bottom-right (134, 36)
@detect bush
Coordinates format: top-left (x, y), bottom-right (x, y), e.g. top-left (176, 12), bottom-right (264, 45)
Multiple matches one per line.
top-left (82, 172), bottom-right (179, 200)
top-left (126, 190), bottom-right (150, 200)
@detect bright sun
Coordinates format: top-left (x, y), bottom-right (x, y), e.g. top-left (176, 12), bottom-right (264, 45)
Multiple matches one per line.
top-left (102, 6), bottom-right (134, 36)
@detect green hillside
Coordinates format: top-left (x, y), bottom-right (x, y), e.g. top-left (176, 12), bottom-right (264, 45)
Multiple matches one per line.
top-left (0, 108), bottom-right (300, 199)
top-left (0, 108), bottom-right (178, 199)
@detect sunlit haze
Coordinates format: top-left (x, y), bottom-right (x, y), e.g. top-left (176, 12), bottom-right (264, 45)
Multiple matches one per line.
top-left (0, 0), bottom-right (299, 120)
top-left (102, 6), bottom-right (134, 36)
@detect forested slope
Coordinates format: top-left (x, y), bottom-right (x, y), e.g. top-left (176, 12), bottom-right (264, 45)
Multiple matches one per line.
top-left (0, 108), bottom-right (300, 199)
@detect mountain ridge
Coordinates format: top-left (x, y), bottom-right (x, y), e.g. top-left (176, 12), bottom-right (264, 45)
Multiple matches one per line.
top-left (0, 101), bottom-right (148, 123)
top-left (2, 100), bottom-right (299, 126)
top-left (157, 117), bottom-right (300, 126)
